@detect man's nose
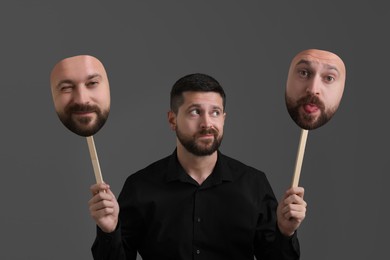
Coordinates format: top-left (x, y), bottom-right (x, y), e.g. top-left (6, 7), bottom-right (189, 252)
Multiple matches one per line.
top-left (73, 86), bottom-right (90, 104)
top-left (305, 76), bottom-right (321, 95)
top-left (200, 113), bottom-right (213, 129)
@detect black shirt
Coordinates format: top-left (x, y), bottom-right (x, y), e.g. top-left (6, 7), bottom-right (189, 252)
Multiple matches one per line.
top-left (92, 151), bottom-right (300, 260)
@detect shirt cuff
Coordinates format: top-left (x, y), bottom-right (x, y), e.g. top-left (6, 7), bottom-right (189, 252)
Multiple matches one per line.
top-left (96, 223), bottom-right (122, 244)
top-left (276, 227), bottom-right (300, 257)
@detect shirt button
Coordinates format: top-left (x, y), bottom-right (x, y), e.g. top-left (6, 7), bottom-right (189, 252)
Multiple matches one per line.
top-left (196, 249), bottom-right (200, 254)
top-left (197, 217), bottom-right (201, 223)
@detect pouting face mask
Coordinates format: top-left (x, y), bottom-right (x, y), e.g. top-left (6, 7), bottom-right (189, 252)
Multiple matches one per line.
top-left (284, 49), bottom-right (346, 187)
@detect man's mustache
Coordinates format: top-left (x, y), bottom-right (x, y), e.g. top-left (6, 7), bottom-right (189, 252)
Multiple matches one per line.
top-left (66, 103), bottom-right (99, 113)
top-left (198, 128), bottom-right (219, 136)
top-left (297, 94), bottom-right (325, 110)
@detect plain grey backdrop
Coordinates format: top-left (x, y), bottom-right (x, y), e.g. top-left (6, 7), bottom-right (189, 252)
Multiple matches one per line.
top-left (0, 1), bottom-right (388, 259)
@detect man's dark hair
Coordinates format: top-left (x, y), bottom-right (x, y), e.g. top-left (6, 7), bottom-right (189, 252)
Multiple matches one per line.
top-left (170, 73), bottom-right (226, 113)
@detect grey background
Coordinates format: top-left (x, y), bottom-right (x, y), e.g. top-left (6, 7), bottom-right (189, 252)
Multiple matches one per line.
top-left (0, 1), bottom-right (388, 259)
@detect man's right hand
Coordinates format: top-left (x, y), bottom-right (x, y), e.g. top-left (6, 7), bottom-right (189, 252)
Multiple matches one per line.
top-left (89, 183), bottom-right (119, 233)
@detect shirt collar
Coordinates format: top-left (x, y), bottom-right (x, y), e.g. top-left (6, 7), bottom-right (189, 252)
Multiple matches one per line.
top-left (165, 149), bottom-right (233, 186)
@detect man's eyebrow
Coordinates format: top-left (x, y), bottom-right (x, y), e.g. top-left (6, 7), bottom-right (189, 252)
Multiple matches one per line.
top-left (296, 59), bottom-right (311, 67)
top-left (187, 104), bottom-right (201, 110)
top-left (324, 64), bottom-right (339, 73)
top-left (87, 73), bottom-right (102, 80)
top-left (296, 59), bottom-right (339, 73)
top-left (187, 104), bottom-right (223, 111)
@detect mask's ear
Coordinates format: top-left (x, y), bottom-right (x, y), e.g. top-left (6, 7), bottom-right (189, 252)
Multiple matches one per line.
top-left (167, 111), bottom-right (177, 131)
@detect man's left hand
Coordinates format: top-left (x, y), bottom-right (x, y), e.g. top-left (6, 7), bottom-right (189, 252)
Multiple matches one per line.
top-left (277, 187), bottom-right (307, 237)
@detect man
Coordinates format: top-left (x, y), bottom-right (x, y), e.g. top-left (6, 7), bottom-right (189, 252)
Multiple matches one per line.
top-left (285, 49), bottom-right (346, 130)
top-left (89, 73), bottom-right (307, 259)
top-left (50, 55), bottom-right (111, 136)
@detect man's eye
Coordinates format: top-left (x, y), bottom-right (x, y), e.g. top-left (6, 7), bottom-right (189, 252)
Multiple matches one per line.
top-left (190, 109), bottom-right (200, 115)
top-left (298, 70), bottom-right (310, 78)
top-left (325, 75), bottom-right (335, 82)
top-left (87, 81), bottom-right (99, 87)
top-left (211, 111), bottom-right (220, 117)
top-left (60, 86), bottom-right (73, 92)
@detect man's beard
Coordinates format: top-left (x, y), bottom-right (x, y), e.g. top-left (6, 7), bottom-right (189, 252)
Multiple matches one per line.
top-left (285, 93), bottom-right (335, 130)
top-left (176, 127), bottom-right (223, 156)
top-left (57, 103), bottom-right (109, 137)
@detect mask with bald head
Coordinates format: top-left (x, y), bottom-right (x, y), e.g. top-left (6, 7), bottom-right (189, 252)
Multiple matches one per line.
top-left (285, 49), bottom-right (346, 130)
top-left (50, 55), bottom-right (111, 136)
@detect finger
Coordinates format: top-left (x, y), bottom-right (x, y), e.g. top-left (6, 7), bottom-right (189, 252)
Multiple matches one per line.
top-left (281, 205), bottom-right (306, 219)
top-left (284, 204), bottom-right (307, 214)
top-left (285, 187), bottom-right (305, 198)
top-left (90, 183), bottom-right (110, 195)
top-left (285, 213), bottom-right (301, 222)
top-left (90, 206), bottom-right (116, 219)
top-left (88, 192), bottom-right (114, 208)
top-left (283, 187), bottom-right (304, 200)
top-left (90, 183), bottom-right (110, 196)
top-left (283, 207), bottom-right (306, 220)
top-left (280, 204), bottom-right (306, 218)
top-left (89, 200), bottom-right (116, 220)
top-left (284, 195), bottom-right (307, 206)
top-left (88, 190), bottom-right (115, 206)
top-left (104, 188), bottom-right (116, 198)
top-left (283, 212), bottom-right (306, 223)
top-left (89, 199), bottom-right (116, 212)
top-left (283, 199), bottom-right (307, 210)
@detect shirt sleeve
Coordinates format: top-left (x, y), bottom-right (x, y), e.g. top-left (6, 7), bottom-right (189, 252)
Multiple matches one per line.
top-left (91, 174), bottom-right (144, 260)
top-left (254, 214), bottom-right (300, 260)
top-left (91, 221), bottom-right (137, 260)
top-left (276, 229), bottom-right (300, 259)
top-left (253, 174), bottom-right (300, 260)
top-left (91, 222), bottom-right (137, 260)
top-left (255, 226), bottom-right (300, 260)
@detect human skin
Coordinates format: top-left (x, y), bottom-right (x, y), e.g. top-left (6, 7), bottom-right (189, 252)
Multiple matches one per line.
top-left (50, 55), bottom-right (110, 136)
top-left (168, 91), bottom-right (226, 184)
top-left (169, 91), bottom-right (226, 157)
top-left (285, 49), bottom-right (346, 130)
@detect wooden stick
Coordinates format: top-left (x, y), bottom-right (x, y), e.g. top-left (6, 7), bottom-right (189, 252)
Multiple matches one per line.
top-left (291, 129), bottom-right (309, 188)
top-left (86, 136), bottom-right (104, 184)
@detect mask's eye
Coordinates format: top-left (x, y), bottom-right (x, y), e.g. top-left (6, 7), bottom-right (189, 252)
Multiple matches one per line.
top-left (324, 75), bottom-right (335, 83)
top-left (87, 81), bottom-right (99, 87)
top-left (298, 69), bottom-right (310, 78)
top-left (60, 85), bottom-right (73, 92)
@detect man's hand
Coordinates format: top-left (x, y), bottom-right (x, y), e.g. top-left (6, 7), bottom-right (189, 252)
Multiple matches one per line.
top-left (277, 187), bottom-right (307, 237)
top-left (88, 183), bottom-right (119, 233)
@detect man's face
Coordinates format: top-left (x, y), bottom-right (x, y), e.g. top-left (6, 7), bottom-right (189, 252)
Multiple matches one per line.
top-left (285, 49), bottom-right (346, 130)
top-left (168, 91), bottom-right (226, 156)
top-left (50, 55), bottom-right (110, 136)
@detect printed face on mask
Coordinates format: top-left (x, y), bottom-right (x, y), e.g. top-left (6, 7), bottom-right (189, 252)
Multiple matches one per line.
top-left (285, 49), bottom-right (346, 130)
top-left (50, 55), bottom-right (111, 136)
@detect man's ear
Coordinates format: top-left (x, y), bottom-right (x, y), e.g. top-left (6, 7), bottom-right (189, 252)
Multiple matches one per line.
top-left (167, 111), bottom-right (177, 131)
